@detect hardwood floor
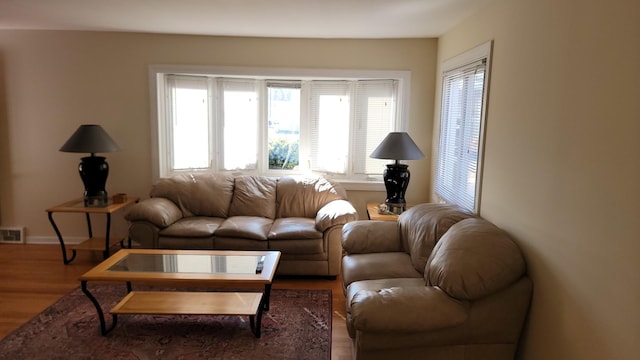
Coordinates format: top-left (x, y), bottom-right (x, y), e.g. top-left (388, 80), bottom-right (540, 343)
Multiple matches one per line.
top-left (0, 244), bottom-right (353, 359)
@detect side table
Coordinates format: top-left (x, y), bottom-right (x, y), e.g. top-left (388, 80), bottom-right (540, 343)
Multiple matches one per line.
top-left (367, 202), bottom-right (399, 221)
top-left (46, 196), bottom-right (139, 264)
top-left (366, 202), bottom-right (414, 221)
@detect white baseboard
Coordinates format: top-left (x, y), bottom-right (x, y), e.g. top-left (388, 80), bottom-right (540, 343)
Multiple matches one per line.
top-left (26, 236), bottom-right (85, 245)
top-left (24, 236), bottom-right (139, 248)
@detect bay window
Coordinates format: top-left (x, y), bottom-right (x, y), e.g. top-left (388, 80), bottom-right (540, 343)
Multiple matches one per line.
top-left (151, 65), bottom-right (410, 186)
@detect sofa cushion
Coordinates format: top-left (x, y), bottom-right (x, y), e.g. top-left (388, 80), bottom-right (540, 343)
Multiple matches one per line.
top-left (229, 176), bottom-right (277, 219)
top-left (399, 203), bottom-right (473, 275)
top-left (344, 277), bottom-right (426, 337)
top-left (150, 173), bottom-right (234, 218)
top-left (276, 176), bottom-right (345, 218)
top-left (215, 216), bottom-right (273, 240)
top-left (346, 278), bottom-right (426, 301)
top-left (425, 218), bottom-right (526, 300)
top-left (268, 217), bottom-right (322, 239)
top-left (267, 218), bottom-right (323, 255)
top-left (342, 252), bottom-right (422, 289)
top-left (158, 216), bottom-right (224, 237)
top-left (347, 282), bottom-right (469, 335)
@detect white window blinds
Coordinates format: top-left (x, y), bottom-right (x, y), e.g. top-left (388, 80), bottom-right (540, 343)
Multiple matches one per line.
top-left (221, 79), bottom-right (259, 170)
top-left (166, 75), bottom-right (210, 171)
top-left (353, 80), bottom-right (398, 175)
top-left (309, 81), bottom-right (350, 174)
top-left (435, 59), bottom-right (487, 212)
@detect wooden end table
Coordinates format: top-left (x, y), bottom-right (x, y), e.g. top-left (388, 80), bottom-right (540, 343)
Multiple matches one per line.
top-left (366, 202), bottom-right (414, 221)
top-left (46, 196), bottom-right (139, 264)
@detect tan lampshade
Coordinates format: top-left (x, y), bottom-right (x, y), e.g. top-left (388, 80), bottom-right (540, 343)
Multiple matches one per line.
top-left (59, 125), bottom-right (120, 154)
top-left (370, 132), bottom-right (424, 160)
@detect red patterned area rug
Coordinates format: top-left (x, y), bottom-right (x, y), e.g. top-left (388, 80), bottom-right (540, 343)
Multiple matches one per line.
top-left (0, 285), bottom-right (331, 360)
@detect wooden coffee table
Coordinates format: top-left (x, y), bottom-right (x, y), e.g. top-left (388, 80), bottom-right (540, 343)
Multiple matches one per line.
top-left (79, 249), bottom-right (281, 337)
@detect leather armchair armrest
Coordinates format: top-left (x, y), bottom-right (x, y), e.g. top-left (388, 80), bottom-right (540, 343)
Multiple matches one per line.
top-left (124, 198), bottom-right (183, 228)
top-left (315, 199), bottom-right (358, 232)
top-left (350, 286), bottom-right (468, 332)
top-left (342, 220), bottom-right (402, 254)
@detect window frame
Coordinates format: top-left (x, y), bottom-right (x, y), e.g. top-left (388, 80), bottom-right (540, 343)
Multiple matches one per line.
top-left (149, 65), bottom-right (411, 190)
top-left (265, 80), bottom-right (302, 172)
top-left (434, 41), bottom-right (493, 214)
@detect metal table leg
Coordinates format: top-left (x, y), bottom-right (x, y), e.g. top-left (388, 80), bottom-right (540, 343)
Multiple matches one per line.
top-left (47, 211), bottom-right (76, 264)
top-left (81, 281), bottom-right (118, 335)
top-left (262, 283), bottom-right (272, 311)
top-left (103, 213), bottom-right (111, 259)
top-left (86, 212), bottom-right (113, 260)
top-left (248, 283), bottom-right (274, 338)
top-left (249, 294), bottom-right (266, 338)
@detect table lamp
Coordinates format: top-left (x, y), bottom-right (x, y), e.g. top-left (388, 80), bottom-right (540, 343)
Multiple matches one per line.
top-left (59, 125), bottom-right (120, 207)
top-left (370, 132), bottom-right (424, 213)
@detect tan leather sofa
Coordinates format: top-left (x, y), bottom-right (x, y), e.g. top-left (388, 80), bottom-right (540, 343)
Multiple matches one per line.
top-left (125, 174), bottom-right (357, 276)
top-left (341, 203), bottom-right (532, 360)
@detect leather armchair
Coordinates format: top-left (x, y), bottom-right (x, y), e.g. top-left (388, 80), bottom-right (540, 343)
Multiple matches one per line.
top-left (341, 203), bottom-right (532, 360)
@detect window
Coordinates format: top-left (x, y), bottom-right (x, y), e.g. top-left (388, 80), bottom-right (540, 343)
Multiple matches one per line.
top-left (220, 79), bottom-right (259, 170)
top-left (267, 82), bottom-right (300, 170)
top-left (434, 41), bottom-right (492, 213)
top-left (166, 76), bottom-right (209, 171)
top-left (150, 66), bottom-right (410, 187)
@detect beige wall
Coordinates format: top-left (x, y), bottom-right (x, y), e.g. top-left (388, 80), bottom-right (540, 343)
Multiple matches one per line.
top-left (436, 0), bottom-right (640, 359)
top-left (0, 31), bottom-right (436, 240)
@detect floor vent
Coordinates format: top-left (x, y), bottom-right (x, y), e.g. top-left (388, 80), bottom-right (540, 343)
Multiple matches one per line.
top-left (0, 227), bottom-right (24, 243)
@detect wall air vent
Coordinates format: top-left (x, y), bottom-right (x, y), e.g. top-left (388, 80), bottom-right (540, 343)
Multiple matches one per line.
top-left (0, 227), bottom-right (24, 243)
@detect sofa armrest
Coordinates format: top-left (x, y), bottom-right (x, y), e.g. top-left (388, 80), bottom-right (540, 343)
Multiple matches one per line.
top-left (342, 220), bottom-right (402, 254)
top-left (125, 198), bottom-right (183, 228)
top-left (350, 286), bottom-right (468, 333)
top-left (315, 199), bottom-right (358, 232)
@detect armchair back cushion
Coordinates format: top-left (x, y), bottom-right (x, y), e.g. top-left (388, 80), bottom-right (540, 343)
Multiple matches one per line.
top-left (276, 176), bottom-right (346, 218)
top-left (399, 204), bottom-right (474, 275)
top-left (149, 173), bottom-right (234, 218)
top-left (229, 176), bottom-right (277, 219)
top-left (425, 217), bottom-right (527, 300)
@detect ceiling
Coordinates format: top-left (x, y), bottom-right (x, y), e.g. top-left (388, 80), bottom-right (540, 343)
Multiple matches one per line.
top-left (0, 0), bottom-right (492, 39)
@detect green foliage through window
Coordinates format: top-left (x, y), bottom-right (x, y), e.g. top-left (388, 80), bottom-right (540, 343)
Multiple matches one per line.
top-left (268, 138), bottom-right (299, 169)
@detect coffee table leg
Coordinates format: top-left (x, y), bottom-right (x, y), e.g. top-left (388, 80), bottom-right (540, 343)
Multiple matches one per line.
top-left (81, 281), bottom-right (118, 335)
top-left (249, 284), bottom-right (272, 337)
top-left (249, 294), bottom-right (266, 338)
top-left (263, 284), bottom-right (272, 311)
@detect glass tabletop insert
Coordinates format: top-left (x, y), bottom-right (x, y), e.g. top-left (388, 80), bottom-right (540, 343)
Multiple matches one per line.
top-left (108, 253), bottom-right (265, 275)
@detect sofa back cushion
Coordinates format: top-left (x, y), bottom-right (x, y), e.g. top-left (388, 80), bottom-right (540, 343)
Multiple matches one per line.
top-left (276, 176), bottom-right (346, 218)
top-left (150, 173), bottom-right (234, 218)
top-left (399, 204), bottom-right (473, 275)
top-left (229, 176), bottom-right (277, 219)
top-left (425, 218), bottom-right (526, 300)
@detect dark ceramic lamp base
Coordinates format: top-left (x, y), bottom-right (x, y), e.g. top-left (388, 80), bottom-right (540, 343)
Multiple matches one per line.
top-left (79, 155), bottom-right (109, 207)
